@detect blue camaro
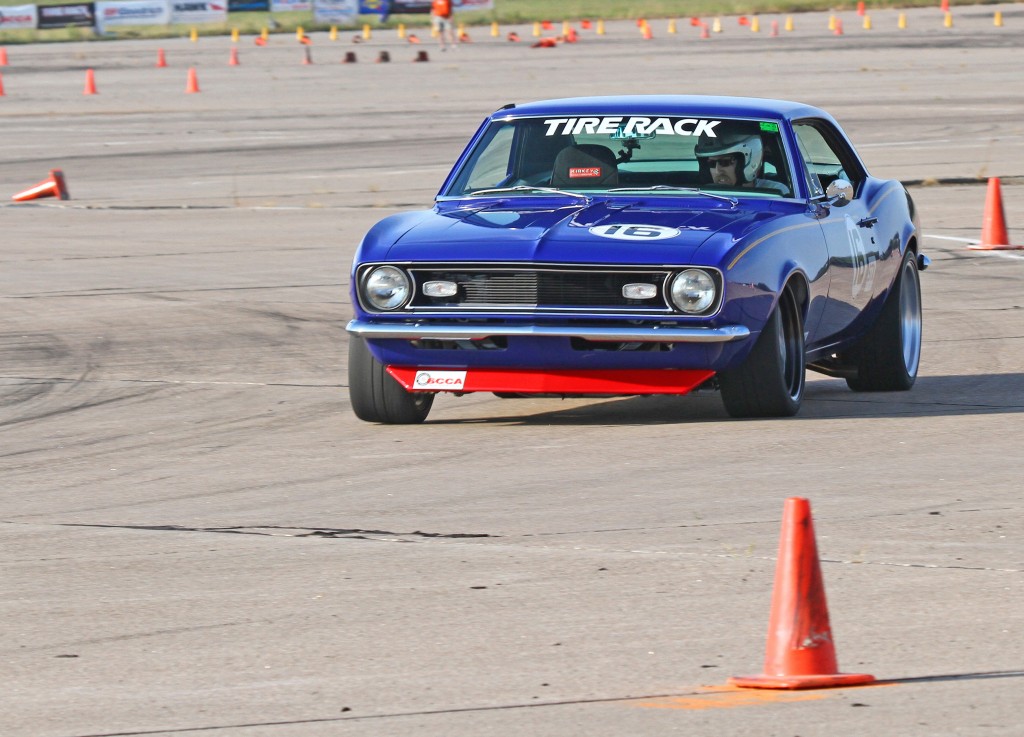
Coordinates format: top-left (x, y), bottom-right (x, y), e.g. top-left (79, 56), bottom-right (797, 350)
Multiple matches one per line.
top-left (347, 95), bottom-right (926, 423)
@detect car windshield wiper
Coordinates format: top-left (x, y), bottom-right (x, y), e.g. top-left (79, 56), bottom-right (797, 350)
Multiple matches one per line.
top-left (468, 186), bottom-right (590, 201)
top-left (604, 185), bottom-right (739, 206)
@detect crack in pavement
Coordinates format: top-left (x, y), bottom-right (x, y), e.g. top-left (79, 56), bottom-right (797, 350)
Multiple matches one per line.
top-left (53, 522), bottom-right (497, 541)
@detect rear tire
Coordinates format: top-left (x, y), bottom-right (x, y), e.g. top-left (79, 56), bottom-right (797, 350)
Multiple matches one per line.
top-left (846, 250), bottom-right (921, 392)
top-left (719, 288), bottom-right (805, 418)
top-left (348, 337), bottom-right (434, 424)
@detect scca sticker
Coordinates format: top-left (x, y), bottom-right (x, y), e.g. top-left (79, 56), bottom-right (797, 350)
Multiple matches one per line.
top-left (413, 370), bottom-right (467, 390)
top-left (589, 224), bottom-right (681, 241)
top-left (543, 117), bottom-right (721, 138)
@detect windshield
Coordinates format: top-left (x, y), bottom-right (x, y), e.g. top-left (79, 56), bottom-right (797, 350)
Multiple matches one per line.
top-left (444, 115), bottom-right (794, 198)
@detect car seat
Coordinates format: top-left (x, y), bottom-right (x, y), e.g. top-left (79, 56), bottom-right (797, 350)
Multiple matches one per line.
top-left (549, 144), bottom-right (619, 188)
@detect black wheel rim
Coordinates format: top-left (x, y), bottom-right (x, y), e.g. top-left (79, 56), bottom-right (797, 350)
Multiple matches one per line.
top-left (777, 296), bottom-right (804, 401)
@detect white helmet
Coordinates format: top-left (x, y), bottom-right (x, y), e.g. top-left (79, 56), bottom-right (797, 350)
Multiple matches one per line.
top-left (695, 132), bottom-right (764, 184)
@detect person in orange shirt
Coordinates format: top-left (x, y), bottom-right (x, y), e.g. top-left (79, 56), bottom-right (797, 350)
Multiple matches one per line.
top-left (431, 0), bottom-right (456, 50)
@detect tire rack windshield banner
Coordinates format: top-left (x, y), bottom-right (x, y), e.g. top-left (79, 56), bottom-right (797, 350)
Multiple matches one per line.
top-left (37, 3), bottom-right (96, 28)
top-left (170, 0), bottom-right (227, 25)
top-left (95, 0), bottom-right (170, 32)
top-left (314, 0), bottom-right (357, 24)
top-left (0, 4), bottom-right (38, 29)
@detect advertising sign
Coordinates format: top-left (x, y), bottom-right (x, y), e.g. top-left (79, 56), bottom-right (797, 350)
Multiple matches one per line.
top-left (314, 0), bottom-right (357, 24)
top-left (170, 0), bottom-right (228, 25)
top-left (270, 0), bottom-right (311, 11)
top-left (0, 4), bottom-right (38, 29)
top-left (95, 0), bottom-right (171, 32)
top-left (227, 0), bottom-right (268, 10)
top-left (37, 3), bottom-right (96, 29)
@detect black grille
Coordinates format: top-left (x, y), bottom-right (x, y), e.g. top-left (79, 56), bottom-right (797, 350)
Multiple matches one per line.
top-left (408, 267), bottom-right (672, 312)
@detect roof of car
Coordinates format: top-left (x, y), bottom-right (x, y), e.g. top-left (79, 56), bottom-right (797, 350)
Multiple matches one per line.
top-left (493, 95), bottom-right (830, 123)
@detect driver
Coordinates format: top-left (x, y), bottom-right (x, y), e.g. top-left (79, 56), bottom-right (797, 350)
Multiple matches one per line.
top-left (695, 132), bottom-right (789, 194)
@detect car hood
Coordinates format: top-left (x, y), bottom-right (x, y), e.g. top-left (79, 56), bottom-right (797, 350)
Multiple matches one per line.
top-left (375, 197), bottom-right (789, 266)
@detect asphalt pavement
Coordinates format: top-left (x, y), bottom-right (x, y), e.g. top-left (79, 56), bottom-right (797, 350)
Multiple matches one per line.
top-left (3, 6), bottom-right (1024, 735)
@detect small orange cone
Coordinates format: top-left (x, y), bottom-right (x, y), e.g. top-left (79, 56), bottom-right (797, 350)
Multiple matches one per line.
top-left (834, 18), bottom-right (844, 35)
top-left (156, 48), bottom-right (167, 67)
top-left (970, 177), bottom-right (1023, 250)
top-left (254, 36), bottom-right (267, 46)
top-left (857, 0), bottom-right (865, 15)
top-left (940, 0), bottom-right (949, 11)
top-left (532, 37), bottom-right (558, 48)
top-left (0, 71), bottom-right (5, 97)
top-left (12, 169), bottom-right (70, 202)
top-left (228, 46), bottom-right (239, 65)
top-left (0, 47), bottom-right (7, 66)
top-left (729, 497), bottom-right (875, 690)
top-left (185, 67), bottom-right (200, 93)
top-left (407, 33), bottom-right (420, 43)
top-left (83, 68), bottom-right (97, 95)
top-left (507, 31), bottom-right (521, 42)
top-left (700, 23), bottom-right (710, 39)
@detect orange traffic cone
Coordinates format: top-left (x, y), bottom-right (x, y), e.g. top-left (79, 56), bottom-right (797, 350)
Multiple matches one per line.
top-left (83, 68), bottom-right (97, 95)
top-left (940, 0), bottom-right (949, 11)
top-left (156, 48), bottom-right (167, 67)
top-left (970, 177), bottom-right (1022, 250)
top-left (12, 169), bottom-right (70, 202)
top-left (700, 23), bottom-right (710, 39)
top-left (0, 71), bottom-right (5, 97)
top-left (507, 31), bottom-right (521, 42)
top-left (728, 498), bottom-right (876, 690)
top-left (254, 36), bottom-right (267, 46)
top-left (407, 33), bottom-right (420, 43)
top-left (185, 67), bottom-right (200, 93)
top-left (532, 37), bottom-right (558, 47)
top-left (228, 47), bottom-right (239, 65)
top-left (0, 47), bottom-right (7, 66)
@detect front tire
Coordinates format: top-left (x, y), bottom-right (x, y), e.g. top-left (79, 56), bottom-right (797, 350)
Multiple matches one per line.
top-left (348, 336), bottom-right (434, 424)
top-left (719, 288), bottom-right (805, 418)
top-left (846, 250), bottom-right (922, 392)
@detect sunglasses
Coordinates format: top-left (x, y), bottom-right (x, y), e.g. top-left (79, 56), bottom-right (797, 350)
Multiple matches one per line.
top-left (706, 157), bottom-right (736, 168)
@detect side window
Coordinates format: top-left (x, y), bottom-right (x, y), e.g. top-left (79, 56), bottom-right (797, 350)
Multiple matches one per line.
top-left (793, 121), bottom-right (864, 198)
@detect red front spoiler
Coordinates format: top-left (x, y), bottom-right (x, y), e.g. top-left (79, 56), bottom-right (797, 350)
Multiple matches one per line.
top-left (386, 367), bottom-right (715, 395)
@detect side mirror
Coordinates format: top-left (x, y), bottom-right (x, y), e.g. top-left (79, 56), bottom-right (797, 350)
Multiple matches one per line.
top-left (825, 179), bottom-right (854, 207)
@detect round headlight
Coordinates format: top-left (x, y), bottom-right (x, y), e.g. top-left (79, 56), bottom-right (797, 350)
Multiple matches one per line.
top-left (670, 269), bottom-right (716, 314)
top-left (363, 266), bottom-right (410, 311)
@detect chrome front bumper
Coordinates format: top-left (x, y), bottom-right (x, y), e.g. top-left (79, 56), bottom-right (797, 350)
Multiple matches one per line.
top-left (346, 320), bottom-right (750, 343)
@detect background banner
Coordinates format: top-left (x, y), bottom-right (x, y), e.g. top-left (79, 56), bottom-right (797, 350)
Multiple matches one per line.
top-left (95, 0), bottom-right (171, 32)
top-left (170, 0), bottom-right (227, 24)
top-left (36, 3), bottom-right (96, 28)
top-left (313, 0), bottom-right (357, 24)
top-left (270, 0), bottom-right (311, 11)
top-left (0, 4), bottom-right (38, 29)
top-left (227, 0), bottom-right (268, 9)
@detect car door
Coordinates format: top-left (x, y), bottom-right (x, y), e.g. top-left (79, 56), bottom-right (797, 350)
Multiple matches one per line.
top-left (793, 119), bottom-right (882, 342)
